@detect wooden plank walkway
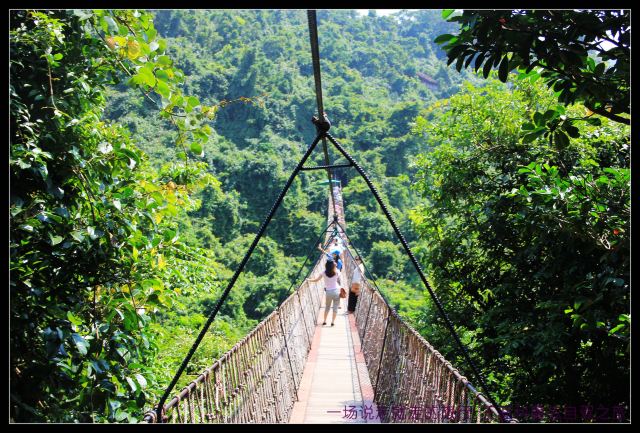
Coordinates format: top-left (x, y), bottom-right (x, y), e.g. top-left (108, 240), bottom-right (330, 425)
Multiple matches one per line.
top-left (290, 292), bottom-right (378, 424)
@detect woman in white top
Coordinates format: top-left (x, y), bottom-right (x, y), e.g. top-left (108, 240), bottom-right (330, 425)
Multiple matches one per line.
top-left (307, 259), bottom-right (341, 326)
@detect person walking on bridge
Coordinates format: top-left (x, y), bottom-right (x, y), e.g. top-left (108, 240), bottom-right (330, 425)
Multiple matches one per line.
top-left (348, 256), bottom-right (364, 312)
top-left (318, 237), bottom-right (344, 258)
top-left (332, 251), bottom-right (343, 271)
top-left (307, 259), bottom-right (342, 326)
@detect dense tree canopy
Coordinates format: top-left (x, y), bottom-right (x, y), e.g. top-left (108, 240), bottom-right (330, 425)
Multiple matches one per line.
top-left (410, 79), bottom-right (629, 420)
top-left (10, 9), bottom-right (221, 422)
top-left (436, 10), bottom-right (629, 124)
top-left (409, 9), bottom-right (630, 420)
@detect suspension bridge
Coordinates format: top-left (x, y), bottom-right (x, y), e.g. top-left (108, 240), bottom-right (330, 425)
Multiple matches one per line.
top-left (141, 10), bottom-right (511, 424)
top-left (142, 185), bottom-right (503, 423)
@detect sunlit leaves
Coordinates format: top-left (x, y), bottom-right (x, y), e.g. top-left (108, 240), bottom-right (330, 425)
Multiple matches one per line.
top-left (189, 142), bottom-right (203, 156)
top-left (441, 9), bottom-right (455, 19)
top-left (187, 96), bottom-right (200, 109)
top-left (126, 40), bottom-right (140, 60)
top-left (157, 55), bottom-right (171, 66)
top-left (98, 141), bottom-right (113, 154)
top-left (87, 10), bottom-right (215, 162)
top-left (73, 9), bottom-right (94, 21)
top-left (10, 9), bottom-right (219, 423)
top-left (433, 33), bottom-right (455, 44)
top-left (132, 65), bottom-right (156, 87)
top-left (48, 232), bottom-right (64, 246)
top-left (155, 79), bottom-right (170, 99)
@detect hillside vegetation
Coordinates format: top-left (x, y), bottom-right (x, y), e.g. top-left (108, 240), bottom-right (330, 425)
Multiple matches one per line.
top-left (10, 9), bottom-right (629, 422)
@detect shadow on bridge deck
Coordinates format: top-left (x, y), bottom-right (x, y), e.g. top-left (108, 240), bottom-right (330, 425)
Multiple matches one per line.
top-left (290, 295), bottom-right (377, 424)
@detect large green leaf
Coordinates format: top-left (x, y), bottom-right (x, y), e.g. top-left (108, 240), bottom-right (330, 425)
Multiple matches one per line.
top-left (71, 333), bottom-right (89, 356)
top-left (498, 55), bottom-right (509, 82)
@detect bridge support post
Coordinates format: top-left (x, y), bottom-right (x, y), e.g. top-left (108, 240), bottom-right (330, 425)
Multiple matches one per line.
top-left (296, 290), bottom-right (312, 348)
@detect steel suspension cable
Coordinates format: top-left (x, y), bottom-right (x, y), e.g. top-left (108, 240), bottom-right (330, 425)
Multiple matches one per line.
top-left (307, 9), bottom-right (338, 220)
top-left (307, 10), bottom-right (325, 117)
top-left (276, 219), bottom-right (337, 306)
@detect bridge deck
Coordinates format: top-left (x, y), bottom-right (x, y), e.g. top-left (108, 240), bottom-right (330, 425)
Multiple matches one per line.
top-left (290, 294), bottom-right (377, 423)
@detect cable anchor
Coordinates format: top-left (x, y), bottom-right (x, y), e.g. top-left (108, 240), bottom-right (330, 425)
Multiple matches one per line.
top-left (312, 113), bottom-right (331, 133)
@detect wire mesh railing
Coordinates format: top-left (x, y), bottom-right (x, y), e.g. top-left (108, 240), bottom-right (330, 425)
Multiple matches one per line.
top-left (142, 259), bottom-right (324, 423)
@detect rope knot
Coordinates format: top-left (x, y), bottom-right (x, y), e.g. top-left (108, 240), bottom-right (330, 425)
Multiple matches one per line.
top-left (312, 113), bottom-right (331, 133)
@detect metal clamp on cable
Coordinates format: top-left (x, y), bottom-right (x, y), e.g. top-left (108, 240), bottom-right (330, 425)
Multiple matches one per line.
top-left (312, 113), bottom-right (331, 133)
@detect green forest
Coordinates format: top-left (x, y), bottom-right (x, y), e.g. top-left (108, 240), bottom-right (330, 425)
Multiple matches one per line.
top-left (10, 9), bottom-right (629, 423)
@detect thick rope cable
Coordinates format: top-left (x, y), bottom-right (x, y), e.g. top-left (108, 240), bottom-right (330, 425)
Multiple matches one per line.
top-left (151, 133), bottom-right (325, 422)
top-left (323, 132), bottom-right (511, 422)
